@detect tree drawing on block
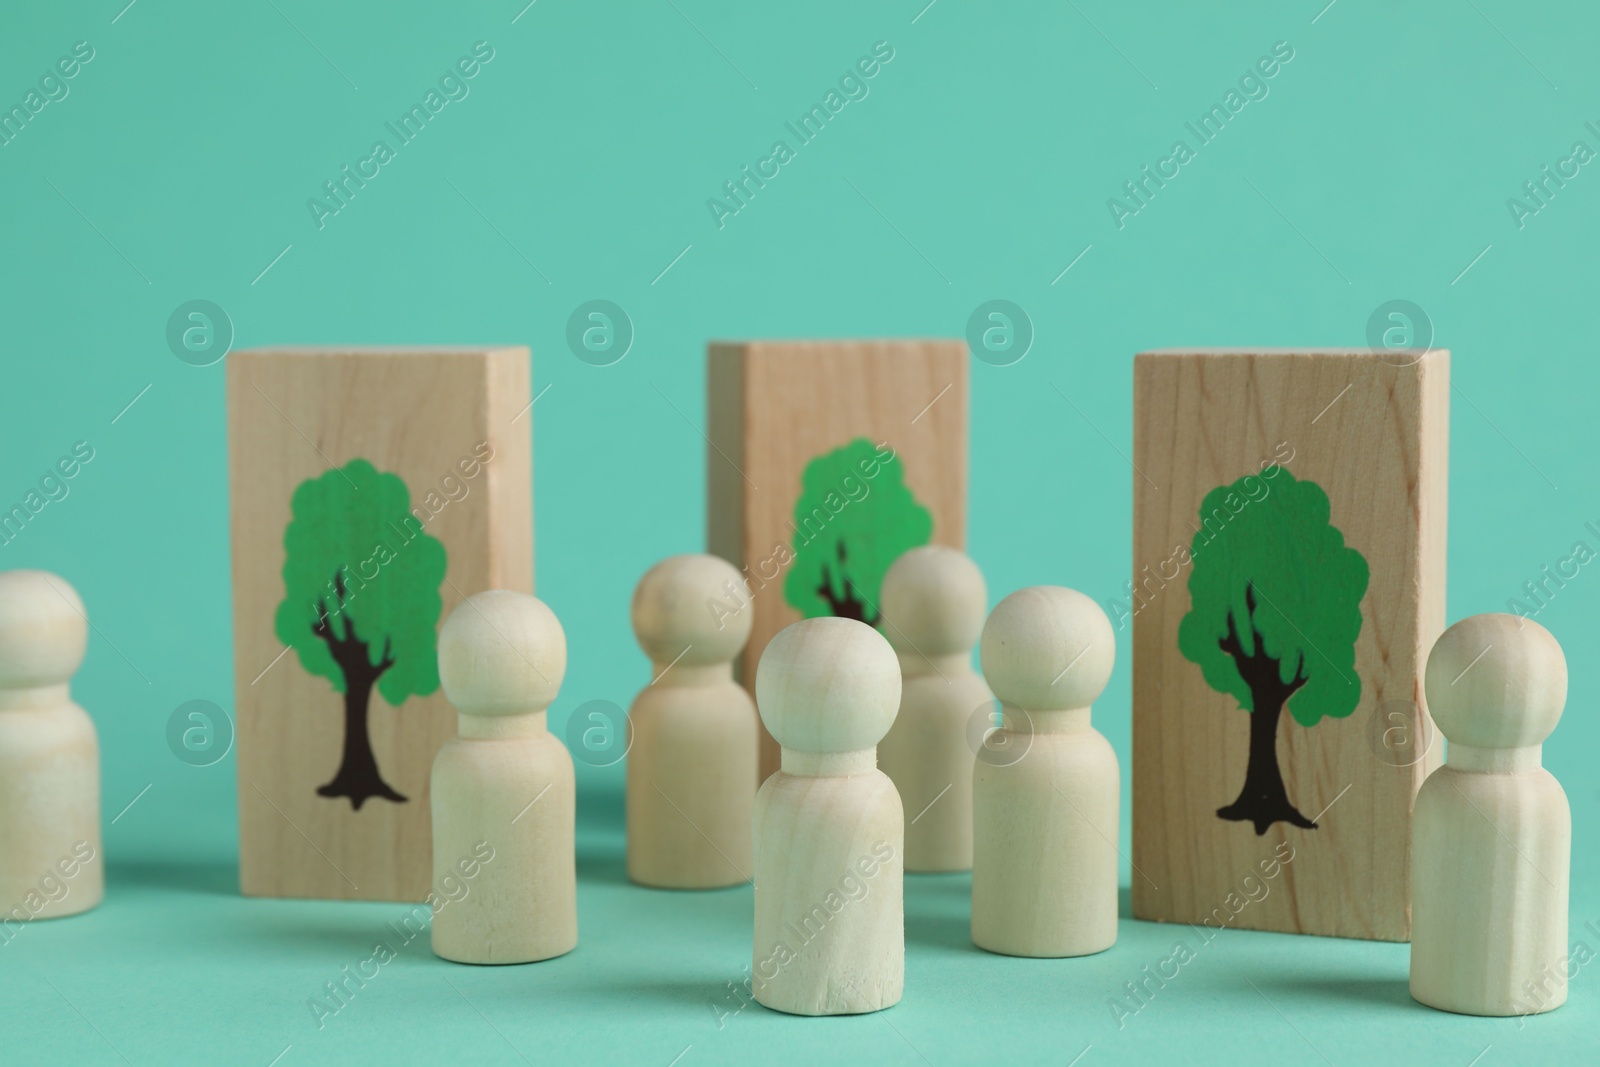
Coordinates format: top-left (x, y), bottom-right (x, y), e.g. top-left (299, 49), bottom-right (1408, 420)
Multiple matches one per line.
top-left (1177, 470), bottom-right (1369, 835)
top-left (275, 459), bottom-right (447, 810)
top-left (783, 438), bottom-right (933, 628)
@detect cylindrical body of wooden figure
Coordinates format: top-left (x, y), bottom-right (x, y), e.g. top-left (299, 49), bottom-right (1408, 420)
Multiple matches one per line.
top-left (432, 590), bottom-right (575, 965)
top-left (0, 571), bottom-right (102, 921)
top-left (1411, 760), bottom-right (1569, 1015)
top-left (877, 546), bottom-right (991, 873)
top-left (752, 752), bottom-right (904, 1015)
top-left (430, 713), bottom-right (577, 964)
top-left (878, 657), bottom-right (989, 872)
top-left (1411, 613), bottom-right (1571, 1016)
top-left (625, 555), bottom-right (757, 889)
top-left (971, 709), bottom-right (1118, 957)
top-left (752, 616), bottom-right (905, 1016)
top-left (971, 585), bottom-right (1118, 958)
top-left (627, 665), bottom-right (756, 888)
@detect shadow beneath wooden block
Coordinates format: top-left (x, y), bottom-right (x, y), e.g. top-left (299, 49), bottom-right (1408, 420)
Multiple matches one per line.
top-left (109, 859), bottom-right (240, 897)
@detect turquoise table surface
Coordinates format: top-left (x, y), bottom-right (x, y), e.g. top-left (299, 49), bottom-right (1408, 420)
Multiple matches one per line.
top-left (3, 0), bottom-right (1598, 1062)
top-left (6, 789), bottom-right (1599, 1066)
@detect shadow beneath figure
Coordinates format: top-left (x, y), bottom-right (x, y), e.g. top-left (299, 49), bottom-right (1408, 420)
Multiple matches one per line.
top-left (904, 911), bottom-right (973, 952)
top-left (903, 871), bottom-right (977, 952)
top-left (576, 844), bottom-right (630, 888)
top-left (1275, 975), bottom-right (1417, 1013)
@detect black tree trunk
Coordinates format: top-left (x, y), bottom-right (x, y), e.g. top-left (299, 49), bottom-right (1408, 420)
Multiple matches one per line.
top-left (312, 573), bottom-right (407, 810)
top-left (316, 670), bottom-right (407, 810)
top-left (1214, 583), bottom-right (1316, 835)
top-left (816, 541), bottom-right (879, 626)
top-left (1215, 693), bottom-right (1316, 834)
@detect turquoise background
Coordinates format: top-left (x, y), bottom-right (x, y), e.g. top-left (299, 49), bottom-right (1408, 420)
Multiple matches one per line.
top-left (2, 0), bottom-right (1596, 1063)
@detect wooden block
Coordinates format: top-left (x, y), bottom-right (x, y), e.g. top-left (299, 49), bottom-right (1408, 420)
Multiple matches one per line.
top-left (707, 340), bottom-right (968, 781)
top-left (1131, 348), bottom-right (1448, 941)
top-left (228, 347), bottom-right (532, 902)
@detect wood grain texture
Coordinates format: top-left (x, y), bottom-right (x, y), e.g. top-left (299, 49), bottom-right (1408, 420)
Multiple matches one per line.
top-left (432, 590), bottom-right (575, 964)
top-left (228, 347), bottom-right (531, 902)
top-left (1131, 349), bottom-right (1448, 941)
top-left (971, 587), bottom-right (1119, 958)
top-left (707, 340), bottom-right (968, 781)
top-left (752, 617), bottom-right (904, 1016)
top-left (1411, 614), bottom-right (1570, 1015)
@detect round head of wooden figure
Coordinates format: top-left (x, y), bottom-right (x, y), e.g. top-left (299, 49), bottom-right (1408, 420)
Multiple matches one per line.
top-left (980, 586), bottom-right (1115, 712)
top-left (438, 590), bottom-right (567, 717)
top-left (631, 554), bottom-right (752, 669)
top-left (755, 616), bottom-right (901, 754)
top-left (879, 546), bottom-right (987, 659)
top-left (0, 569), bottom-right (88, 692)
top-left (1425, 613), bottom-right (1567, 751)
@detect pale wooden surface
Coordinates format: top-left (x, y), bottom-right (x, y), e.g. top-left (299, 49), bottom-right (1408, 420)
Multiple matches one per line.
top-left (432, 591), bottom-right (575, 964)
top-left (1411, 614), bottom-right (1569, 1015)
top-left (971, 587), bottom-right (1118, 957)
top-left (752, 617), bottom-right (904, 1015)
top-left (1131, 349), bottom-right (1449, 941)
top-left (0, 571), bottom-right (102, 920)
top-left (877, 546), bottom-right (991, 872)
top-left (626, 555), bottom-right (757, 889)
top-left (707, 340), bottom-right (968, 781)
top-left (228, 347), bottom-right (532, 902)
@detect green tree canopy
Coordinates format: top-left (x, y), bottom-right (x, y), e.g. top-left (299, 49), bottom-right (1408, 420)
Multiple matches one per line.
top-left (783, 438), bottom-right (933, 627)
top-left (275, 459), bottom-right (447, 705)
top-left (1178, 470), bottom-right (1368, 727)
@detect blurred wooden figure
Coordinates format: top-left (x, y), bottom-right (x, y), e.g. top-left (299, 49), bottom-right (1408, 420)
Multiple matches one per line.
top-left (627, 554), bottom-right (757, 888)
top-left (752, 617), bottom-right (903, 1015)
top-left (431, 591), bottom-right (576, 964)
top-left (972, 586), bottom-right (1117, 957)
top-left (877, 546), bottom-right (991, 872)
top-left (0, 571), bottom-right (103, 923)
top-left (1411, 614), bottom-right (1570, 1016)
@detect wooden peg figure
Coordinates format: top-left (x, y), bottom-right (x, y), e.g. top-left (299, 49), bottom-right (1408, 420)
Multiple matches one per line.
top-left (752, 617), bottom-right (903, 1015)
top-left (1411, 613), bottom-right (1570, 1016)
top-left (431, 590), bottom-right (575, 964)
top-left (972, 586), bottom-right (1117, 957)
top-left (0, 571), bottom-right (103, 923)
top-left (627, 554), bottom-right (757, 888)
top-left (877, 546), bottom-right (992, 872)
